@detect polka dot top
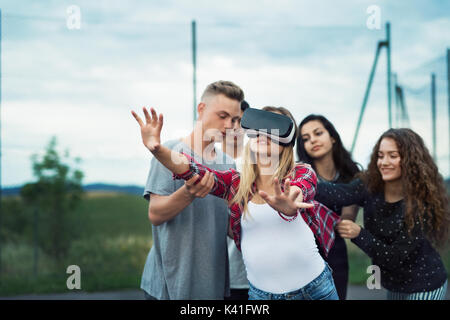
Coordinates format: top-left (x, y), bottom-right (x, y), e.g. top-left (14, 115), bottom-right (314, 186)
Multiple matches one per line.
top-left (316, 179), bottom-right (448, 293)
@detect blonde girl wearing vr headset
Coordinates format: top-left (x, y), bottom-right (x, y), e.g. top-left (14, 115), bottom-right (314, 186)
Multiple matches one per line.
top-left (132, 106), bottom-right (340, 300)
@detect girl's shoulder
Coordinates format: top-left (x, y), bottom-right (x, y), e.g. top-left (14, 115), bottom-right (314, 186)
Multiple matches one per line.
top-left (290, 162), bottom-right (317, 178)
top-left (292, 161), bottom-right (314, 172)
top-left (293, 161), bottom-right (313, 170)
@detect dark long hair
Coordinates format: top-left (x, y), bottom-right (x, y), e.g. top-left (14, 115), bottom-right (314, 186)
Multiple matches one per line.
top-left (363, 128), bottom-right (449, 247)
top-left (296, 114), bottom-right (360, 182)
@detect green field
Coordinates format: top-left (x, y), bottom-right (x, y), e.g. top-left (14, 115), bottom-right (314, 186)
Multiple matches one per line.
top-left (0, 193), bottom-right (449, 296)
top-left (0, 193), bottom-right (152, 296)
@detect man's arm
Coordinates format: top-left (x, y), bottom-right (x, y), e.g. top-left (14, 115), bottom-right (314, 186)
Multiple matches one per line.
top-left (148, 189), bottom-right (191, 226)
top-left (148, 172), bottom-right (215, 226)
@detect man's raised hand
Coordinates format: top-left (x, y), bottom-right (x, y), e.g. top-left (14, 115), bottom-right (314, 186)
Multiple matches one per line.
top-left (131, 107), bottom-right (164, 153)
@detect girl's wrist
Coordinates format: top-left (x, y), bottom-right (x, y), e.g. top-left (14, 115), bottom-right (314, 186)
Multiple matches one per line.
top-left (278, 210), bottom-right (299, 222)
top-left (284, 204), bottom-right (298, 216)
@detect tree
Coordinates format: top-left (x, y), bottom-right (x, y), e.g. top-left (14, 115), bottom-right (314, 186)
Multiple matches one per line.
top-left (0, 197), bottom-right (30, 244)
top-left (20, 136), bottom-right (84, 265)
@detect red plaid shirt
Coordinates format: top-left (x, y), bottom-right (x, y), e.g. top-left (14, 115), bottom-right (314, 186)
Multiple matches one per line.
top-left (173, 153), bottom-right (341, 257)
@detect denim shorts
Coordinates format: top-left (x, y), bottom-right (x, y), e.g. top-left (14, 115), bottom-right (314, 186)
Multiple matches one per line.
top-left (248, 263), bottom-right (339, 300)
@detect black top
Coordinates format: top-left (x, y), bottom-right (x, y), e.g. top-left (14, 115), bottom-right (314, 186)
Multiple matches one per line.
top-left (317, 172), bottom-right (348, 269)
top-left (316, 179), bottom-right (448, 293)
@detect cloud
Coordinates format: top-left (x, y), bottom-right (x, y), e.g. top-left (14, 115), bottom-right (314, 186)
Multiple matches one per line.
top-left (2, 1), bottom-right (449, 186)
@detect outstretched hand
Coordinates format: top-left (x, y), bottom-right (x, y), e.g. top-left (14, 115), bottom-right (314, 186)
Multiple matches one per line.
top-left (258, 178), bottom-right (314, 216)
top-left (131, 107), bottom-right (163, 153)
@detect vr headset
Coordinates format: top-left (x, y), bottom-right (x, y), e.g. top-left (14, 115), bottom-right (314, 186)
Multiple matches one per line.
top-left (240, 108), bottom-right (296, 146)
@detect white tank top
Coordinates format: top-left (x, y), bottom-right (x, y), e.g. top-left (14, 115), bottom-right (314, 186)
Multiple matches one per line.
top-left (241, 201), bottom-right (325, 293)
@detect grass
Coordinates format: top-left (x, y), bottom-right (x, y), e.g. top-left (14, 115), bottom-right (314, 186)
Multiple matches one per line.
top-left (74, 193), bottom-right (151, 238)
top-left (347, 210), bottom-right (374, 285)
top-left (0, 193), bottom-right (152, 296)
top-left (0, 193), bottom-right (449, 295)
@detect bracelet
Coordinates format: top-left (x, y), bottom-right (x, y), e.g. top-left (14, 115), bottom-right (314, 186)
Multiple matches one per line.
top-left (277, 210), bottom-right (298, 222)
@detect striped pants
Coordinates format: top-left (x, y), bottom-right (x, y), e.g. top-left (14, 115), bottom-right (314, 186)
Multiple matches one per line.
top-left (387, 280), bottom-right (448, 300)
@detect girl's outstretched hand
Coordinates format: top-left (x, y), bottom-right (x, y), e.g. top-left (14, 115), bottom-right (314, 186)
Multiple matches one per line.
top-left (259, 178), bottom-right (314, 216)
top-left (131, 107), bottom-right (164, 153)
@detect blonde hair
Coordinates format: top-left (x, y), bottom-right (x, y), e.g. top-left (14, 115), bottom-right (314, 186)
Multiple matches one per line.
top-left (230, 106), bottom-right (297, 218)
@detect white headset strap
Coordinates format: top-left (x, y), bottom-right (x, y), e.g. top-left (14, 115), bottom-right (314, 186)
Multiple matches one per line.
top-left (245, 125), bottom-right (295, 144)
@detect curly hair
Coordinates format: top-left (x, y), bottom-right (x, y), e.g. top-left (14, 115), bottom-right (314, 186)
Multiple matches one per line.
top-left (363, 128), bottom-right (450, 248)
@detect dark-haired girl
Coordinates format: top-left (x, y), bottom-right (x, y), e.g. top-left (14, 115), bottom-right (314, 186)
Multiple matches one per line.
top-left (297, 114), bottom-right (360, 300)
top-left (316, 128), bottom-right (449, 300)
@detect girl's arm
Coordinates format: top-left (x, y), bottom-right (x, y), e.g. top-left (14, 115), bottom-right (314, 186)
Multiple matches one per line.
top-left (172, 152), bottom-right (236, 200)
top-left (340, 205), bottom-right (360, 221)
top-left (290, 163), bottom-right (318, 202)
top-left (350, 222), bottom-right (427, 272)
top-left (148, 172), bottom-right (215, 226)
top-left (132, 107), bottom-right (235, 200)
top-left (316, 178), bottom-right (367, 209)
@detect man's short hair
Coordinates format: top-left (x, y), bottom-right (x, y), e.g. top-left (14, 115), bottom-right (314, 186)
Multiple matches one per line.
top-left (201, 80), bottom-right (244, 103)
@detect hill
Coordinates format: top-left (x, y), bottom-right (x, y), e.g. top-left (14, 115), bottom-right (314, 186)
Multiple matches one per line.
top-left (2, 183), bottom-right (145, 196)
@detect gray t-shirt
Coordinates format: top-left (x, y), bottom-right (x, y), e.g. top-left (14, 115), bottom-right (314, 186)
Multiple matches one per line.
top-left (226, 156), bottom-right (249, 289)
top-left (140, 139), bottom-right (235, 300)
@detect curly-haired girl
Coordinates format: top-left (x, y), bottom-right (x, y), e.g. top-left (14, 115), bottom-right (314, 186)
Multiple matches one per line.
top-left (316, 128), bottom-right (449, 300)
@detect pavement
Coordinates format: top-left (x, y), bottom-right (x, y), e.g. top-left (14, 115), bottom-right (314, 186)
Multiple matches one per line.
top-left (0, 285), bottom-right (448, 300)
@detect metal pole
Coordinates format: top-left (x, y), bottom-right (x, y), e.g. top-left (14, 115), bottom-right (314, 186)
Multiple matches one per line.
top-left (431, 73), bottom-right (437, 161)
top-left (447, 48), bottom-right (450, 176)
top-left (386, 22), bottom-right (392, 129)
top-left (33, 209), bottom-right (38, 277)
top-left (0, 8), bottom-right (3, 276)
top-left (393, 73), bottom-right (399, 128)
top-left (398, 86), bottom-right (410, 128)
top-left (351, 42), bottom-right (385, 153)
top-left (192, 20), bottom-right (197, 125)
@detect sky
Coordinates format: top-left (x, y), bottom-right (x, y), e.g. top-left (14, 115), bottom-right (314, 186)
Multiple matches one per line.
top-left (1, 0), bottom-right (450, 187)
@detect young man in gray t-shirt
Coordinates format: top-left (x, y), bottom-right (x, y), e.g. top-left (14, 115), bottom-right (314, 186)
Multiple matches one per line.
top-left (221, 100), bottom-right (249, 300)
top-left (138, 81), bottom-right (244, 299)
